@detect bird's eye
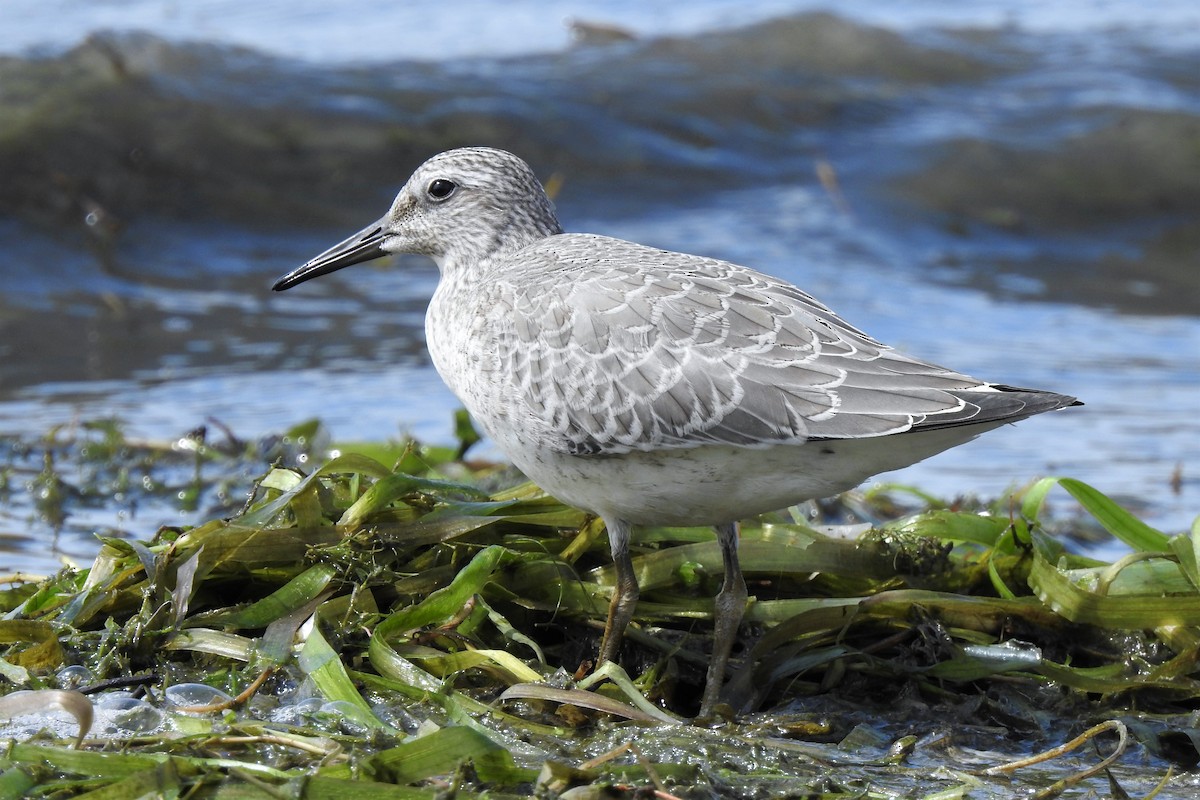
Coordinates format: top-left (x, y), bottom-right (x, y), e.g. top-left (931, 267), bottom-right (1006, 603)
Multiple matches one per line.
top-left (426, 178), bottom-right (458, 201)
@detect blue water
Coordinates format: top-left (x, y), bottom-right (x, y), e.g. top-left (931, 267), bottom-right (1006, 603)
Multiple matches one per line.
top-left (4, 0), bottom-right (1199, 62)
top-left (0, 1), bottom-right (1196, 573)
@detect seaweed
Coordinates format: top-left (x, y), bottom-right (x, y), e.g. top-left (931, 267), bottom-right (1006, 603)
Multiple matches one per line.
top-left (0, 418), bottom-right (1195, 797)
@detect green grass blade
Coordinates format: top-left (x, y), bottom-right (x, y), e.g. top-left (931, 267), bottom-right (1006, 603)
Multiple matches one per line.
top-left (0, 767), bottom-right (37, 800)
top-left (364, 726), bottom-right (533, 785)
top-left (1022, 477), bottom-right (1171, 552)
top-left (238, 454), bottom-right (395, 527)
top-left (196, 564), bottom-right (338, 630)
top-left (368, 545), bottom-right (517, 693)
top-left (884, 510), bottom-right (1011, 546)
top-left (69, 763), bottom-right (181, 800)
top-left (338, 474), bottom-right (491, 531)
top-left (401, 647), bottom-right (543, 685)
top-left (298, 622), bottom-right (392, 732)
top-left (5, 743), bottom-right (165, 778)
top-left (374, 545), bottom-right (514, 640)
top-left (298, 777), bottom-right (445, 799)
top-left (1029, 548), bottom-right (1200, 627)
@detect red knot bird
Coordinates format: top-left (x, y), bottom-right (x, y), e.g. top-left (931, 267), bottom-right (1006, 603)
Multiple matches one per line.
top-left (272, 147), bottom-right (1079, 717)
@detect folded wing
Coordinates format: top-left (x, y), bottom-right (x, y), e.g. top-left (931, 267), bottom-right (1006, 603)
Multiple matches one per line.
top-left (491, 235), bottom-right (1075, 456)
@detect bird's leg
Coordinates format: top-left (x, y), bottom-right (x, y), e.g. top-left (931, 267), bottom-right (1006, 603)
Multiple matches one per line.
top-left (598, 517), bottom-right (639, 666)
top-left (700, 520), bottom-right (748, 717)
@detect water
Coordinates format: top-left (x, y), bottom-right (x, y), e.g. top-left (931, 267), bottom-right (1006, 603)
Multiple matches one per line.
top-left (0, 2), bottom-right (1197, 573)
top-left (4, 1), bottom-right (1200, 62)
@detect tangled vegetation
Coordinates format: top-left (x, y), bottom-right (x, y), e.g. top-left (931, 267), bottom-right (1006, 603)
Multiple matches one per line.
top-left (0, 419), bottom-right (1196, 798)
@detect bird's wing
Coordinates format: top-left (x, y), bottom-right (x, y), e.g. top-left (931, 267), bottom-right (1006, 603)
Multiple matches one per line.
top-left (490, 234), bottom-right (1053, 456)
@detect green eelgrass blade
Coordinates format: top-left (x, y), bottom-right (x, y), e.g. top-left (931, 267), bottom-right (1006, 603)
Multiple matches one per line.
top-left (362, 725), bottom-right (534, 785)
top-left (1029, 547), bottom-right (1200, 627)
top-left (338, 474), bottom-right (491, 531)
top-left (1021, 477), bottom-right (1170, 552)
top-left (298, 622), bottom-right (392, 731)
top-left (0, 766), bottom-right (37, 800)
top-left (374, 545), bottom-right (515, 641)
top-left (195, 564), bottom-right (338, 630)
top-left (238, 454), bottom-right (396, 528)
top-left (369, 545), bottom-right (516, 690)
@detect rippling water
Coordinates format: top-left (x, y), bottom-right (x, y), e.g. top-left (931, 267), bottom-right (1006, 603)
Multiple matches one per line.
top-left (0, 2), bottom-right (1197, 572)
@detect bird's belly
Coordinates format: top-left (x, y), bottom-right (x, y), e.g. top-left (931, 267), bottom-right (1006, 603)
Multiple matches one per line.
top-left (491, 422), bottom-right (1004, 527)
top-left (509, 444), bottom-right (853, 526)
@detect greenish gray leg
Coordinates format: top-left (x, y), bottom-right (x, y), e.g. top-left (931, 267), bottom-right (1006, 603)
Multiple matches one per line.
top-left (700, 520), bottom-right (747, 717)
top-left (598, 517), bottom-right (639, 666)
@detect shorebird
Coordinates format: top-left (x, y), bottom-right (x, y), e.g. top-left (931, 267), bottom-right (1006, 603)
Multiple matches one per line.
top-left (272, 147), bottom-right (1079, 717)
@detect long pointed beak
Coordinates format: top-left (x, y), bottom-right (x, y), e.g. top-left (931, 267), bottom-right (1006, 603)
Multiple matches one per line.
top-left (272, 218), bottom-right (390, 291)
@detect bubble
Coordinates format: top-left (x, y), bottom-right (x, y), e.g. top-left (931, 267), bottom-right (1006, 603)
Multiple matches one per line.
top-left (55, 665), bottom-right (94, 690)
top-left (318, 700), bottom-right (370, 735)
top-left (109, 700), bottom-right (163, 733)
top-left (164, 683), bottom-right (233, 711)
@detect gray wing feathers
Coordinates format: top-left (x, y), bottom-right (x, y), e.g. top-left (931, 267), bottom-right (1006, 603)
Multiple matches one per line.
top-left (494, 234), bottom-right (1073, 456)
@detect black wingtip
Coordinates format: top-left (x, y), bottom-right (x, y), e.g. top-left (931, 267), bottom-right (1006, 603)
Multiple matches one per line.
top-left (991, 384), bottom-right (1081, 412)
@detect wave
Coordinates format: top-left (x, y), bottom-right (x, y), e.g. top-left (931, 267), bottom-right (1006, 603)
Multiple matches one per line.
top-left (0, 13), bottom-right (1027, 230)
top-left (0, 10), bottom-right (1196, 314)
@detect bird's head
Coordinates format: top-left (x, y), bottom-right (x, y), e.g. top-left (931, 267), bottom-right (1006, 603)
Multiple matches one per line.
top-left (272, 147), bottom-right (561, 291)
